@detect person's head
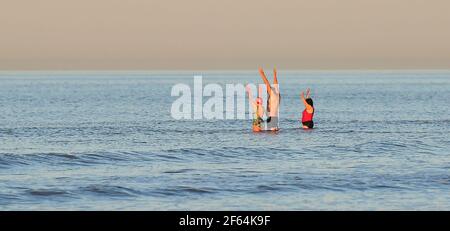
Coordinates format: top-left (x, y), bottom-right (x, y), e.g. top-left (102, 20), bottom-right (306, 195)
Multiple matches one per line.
top-left (306, 98), bottom-right (313, 107)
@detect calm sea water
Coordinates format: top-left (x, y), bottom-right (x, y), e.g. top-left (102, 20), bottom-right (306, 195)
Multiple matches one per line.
top-left (0, 71), bottom-right (449, 210)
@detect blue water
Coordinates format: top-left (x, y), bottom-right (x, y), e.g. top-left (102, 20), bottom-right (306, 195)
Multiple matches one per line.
top-left (1, 71), bottom-right (449, 210)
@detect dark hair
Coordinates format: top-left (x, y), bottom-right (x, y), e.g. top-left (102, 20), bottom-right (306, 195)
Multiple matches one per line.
top-left (306, 98), bottom-right (313, 107)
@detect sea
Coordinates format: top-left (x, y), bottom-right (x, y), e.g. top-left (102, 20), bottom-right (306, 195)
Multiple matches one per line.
top-left (0, 70), bottom-right (449, 210)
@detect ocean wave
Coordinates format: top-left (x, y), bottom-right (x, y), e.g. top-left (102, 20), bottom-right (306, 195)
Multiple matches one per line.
top-left (1, 146), bottom-right (292, 169)
top-left (81, 184), bottom-right (142, 197)
top-left (162, 168), bottom-right (194, 174)
top-left (0, 193), bottom-right (20, 205)
top-left (151, 186), bottom-right (218, 196)
top-left (26, 189), bottom-right (72, 197)
top-left (163, 146), bottom-right (304, 162)
top-left (0, 151), bottom-right (156, 169)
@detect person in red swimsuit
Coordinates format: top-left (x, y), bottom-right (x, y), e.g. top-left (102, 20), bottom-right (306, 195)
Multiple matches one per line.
top-left (300, 88), bottom-right (314, 129)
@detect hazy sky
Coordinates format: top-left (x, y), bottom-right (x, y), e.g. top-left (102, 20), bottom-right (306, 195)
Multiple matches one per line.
top-left (1, 0), bottom-right (450, 70)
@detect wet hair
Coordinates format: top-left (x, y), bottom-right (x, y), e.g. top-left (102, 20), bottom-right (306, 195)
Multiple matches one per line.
top-left (306, 98), bottom-right (313, 107)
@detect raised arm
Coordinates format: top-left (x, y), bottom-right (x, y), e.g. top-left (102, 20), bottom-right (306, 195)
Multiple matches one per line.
top-left (306, 88), bottom-right (311, 98)
top-left (259, 67), bottom-right (272, 94)
top-left (273, 67), bottom-right (279, 93)
top-left (300, 91), bottom-right (313, 111)
top-left (273, 67), bottom-right (278, 85)
top-left (300, 91), bottom-right (307, 106)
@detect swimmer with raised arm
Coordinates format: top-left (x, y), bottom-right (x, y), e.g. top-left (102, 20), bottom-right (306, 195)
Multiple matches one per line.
top-left (246, 85), bottom-right (265, 132)
top-left (300, 88), bottom-right (315, 129)
top-left (259, 67), bottom-right (280, 131)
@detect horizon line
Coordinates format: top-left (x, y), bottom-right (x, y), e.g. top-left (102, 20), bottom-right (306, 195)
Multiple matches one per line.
top-left (1, 69), bottom-right (450, 73)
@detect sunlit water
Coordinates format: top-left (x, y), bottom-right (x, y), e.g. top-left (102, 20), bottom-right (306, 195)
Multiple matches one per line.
top-left (0, 71), bottom-right (449, 210)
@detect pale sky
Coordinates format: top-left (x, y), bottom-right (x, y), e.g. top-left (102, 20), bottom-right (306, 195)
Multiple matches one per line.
top-left (1, 0), bottom-right (450, 70)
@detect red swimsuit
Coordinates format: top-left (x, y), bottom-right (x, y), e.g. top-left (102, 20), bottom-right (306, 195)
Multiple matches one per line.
top-left (302, 108), bottom-right (314, 122)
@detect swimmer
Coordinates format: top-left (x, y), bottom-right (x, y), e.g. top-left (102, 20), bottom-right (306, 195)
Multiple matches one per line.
top-left (246, 85), bottom-right (265, 132)
top-left (258, 67), bottom-right (280, 131)
top-left (300, 88), bottom-right (315, 129)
